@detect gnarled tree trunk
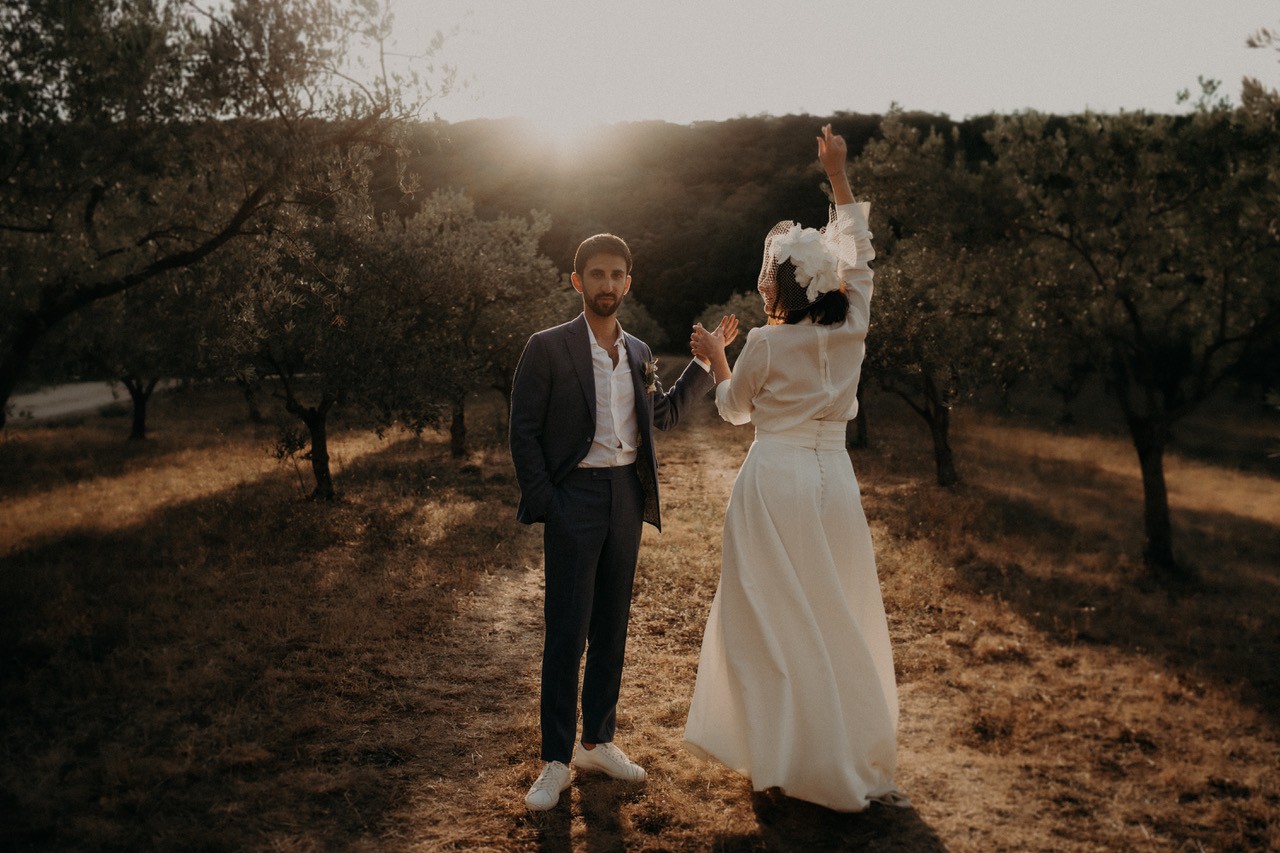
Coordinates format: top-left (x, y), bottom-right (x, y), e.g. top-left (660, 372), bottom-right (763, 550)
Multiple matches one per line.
top-left (927, 402), bottom-right (958, 487)
top-left (284, 394), bottom-right (337, 500)
top-left (450, 398), bottom-right (467, 458)
top-left (236, 376), bottom-right (267, 424)
top-left (303, 411), bottom-right (334, 500)
top-left (1127, 415), bottom-right (1189, 582)
top-left (121, 376), bottom-right (160, 441)
top-left (0, 319), bottom-right (48, 430)
top-left (885, 370), bottom-right (960, 487)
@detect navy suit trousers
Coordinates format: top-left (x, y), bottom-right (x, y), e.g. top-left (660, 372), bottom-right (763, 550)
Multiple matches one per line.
top-left (540, 463), bottom-right (645, 763)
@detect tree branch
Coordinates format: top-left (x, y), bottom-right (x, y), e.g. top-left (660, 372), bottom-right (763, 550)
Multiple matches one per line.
top-left (83, 182), bottom-right (106, 254)
top-left (0, 219), bottom-right (54, 234)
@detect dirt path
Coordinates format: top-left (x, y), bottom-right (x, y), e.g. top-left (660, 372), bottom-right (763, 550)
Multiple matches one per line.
top-left (410, 397), bottom-right (959, 851)
top-left (411, 389), bottom-right (1280, 852)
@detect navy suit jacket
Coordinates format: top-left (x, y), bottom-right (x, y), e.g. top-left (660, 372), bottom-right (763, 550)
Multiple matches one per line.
top-left (509, 313), bottom-right (714, 531)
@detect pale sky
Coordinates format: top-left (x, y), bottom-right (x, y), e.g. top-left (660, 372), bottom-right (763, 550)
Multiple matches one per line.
top-left (390, 0), bottom-right (1279, 133)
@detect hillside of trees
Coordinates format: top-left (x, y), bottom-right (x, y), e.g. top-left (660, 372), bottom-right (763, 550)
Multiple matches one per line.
top-left (395, 112), bottom-right (998, 339)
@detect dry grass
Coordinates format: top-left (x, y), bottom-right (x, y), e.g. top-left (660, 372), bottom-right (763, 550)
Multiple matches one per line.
top-left (1, 378), bottom-right (1277, 851)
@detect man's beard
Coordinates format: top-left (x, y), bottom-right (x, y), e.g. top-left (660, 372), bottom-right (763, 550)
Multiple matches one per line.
top-left (588, 293), bottom-right (622, 317)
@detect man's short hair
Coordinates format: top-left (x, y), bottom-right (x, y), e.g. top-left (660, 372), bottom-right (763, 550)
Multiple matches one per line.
top-left (574, 233), bottom-right (632, 275)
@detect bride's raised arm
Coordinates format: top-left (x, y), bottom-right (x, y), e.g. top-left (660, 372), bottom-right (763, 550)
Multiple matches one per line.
top-left (818, 124), bottom-right (855, 205)
top-left (820, 126), bottom-right (875, 327)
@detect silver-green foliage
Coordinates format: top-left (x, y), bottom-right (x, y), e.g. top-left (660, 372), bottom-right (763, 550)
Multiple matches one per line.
top-left (217, 188), bottom-right (560, 492)
top-left (847, 114), bottom-right (1024, 484)
top-left (987, 95), bottom-right (1280, 576)
top-left (0, 0), bottom-right (429, 425)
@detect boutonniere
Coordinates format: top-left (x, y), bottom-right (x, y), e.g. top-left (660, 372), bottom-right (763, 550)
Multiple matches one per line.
top-left (642, 357), bottom-right (659, 394)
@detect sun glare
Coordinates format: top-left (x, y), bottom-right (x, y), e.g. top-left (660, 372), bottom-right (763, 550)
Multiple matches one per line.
top-left (523, 111), bottom-right (606, 156)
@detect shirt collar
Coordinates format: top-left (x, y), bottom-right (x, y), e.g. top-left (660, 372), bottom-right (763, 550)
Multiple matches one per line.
top-left (587, 320), bottom-right (627, 352)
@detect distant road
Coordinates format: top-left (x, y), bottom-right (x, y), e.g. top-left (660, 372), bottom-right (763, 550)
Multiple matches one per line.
top-left (6, 381), bottom-right (176, 422)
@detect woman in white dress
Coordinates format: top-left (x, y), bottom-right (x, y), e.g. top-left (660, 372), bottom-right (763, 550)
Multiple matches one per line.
top-left (683, 125), bottom-right (906, 812)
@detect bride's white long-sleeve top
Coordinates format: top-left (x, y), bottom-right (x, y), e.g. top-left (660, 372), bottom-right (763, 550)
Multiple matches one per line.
top-left (714, 201), bottom-right (875, 430)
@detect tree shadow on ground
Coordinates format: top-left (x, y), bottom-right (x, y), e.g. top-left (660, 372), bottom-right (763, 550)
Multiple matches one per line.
top-left (996, 379), bottom-right (1280, 478)
top-left (715, 789), bottom-right (948, 852)
top-left (0, 419), bottom-right (213, 500)
top-left (532, 777), bottom-right (643, 853)
top-left (0, 381), bottom-right (399, 502)
top-left (0, 432), bottom-right (534, 851)
top-left (526, 805), bottom-right (573, 852)
top-left (932, 461), bottom-right (1279, 728)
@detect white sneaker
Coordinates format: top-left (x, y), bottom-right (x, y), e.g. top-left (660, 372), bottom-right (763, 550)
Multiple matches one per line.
top-left (572, 742), bottom-right (646, 782)
top-left (524, 761), bottom-right (571, 811)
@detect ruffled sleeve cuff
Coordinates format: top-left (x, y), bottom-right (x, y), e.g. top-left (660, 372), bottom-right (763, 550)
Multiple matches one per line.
top-left (833, 202), bottom-right (874, 328)
top-left (835, 201), bottom-right (872, 235)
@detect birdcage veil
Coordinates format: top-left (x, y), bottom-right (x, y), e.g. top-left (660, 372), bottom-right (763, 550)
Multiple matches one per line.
top-left (757, 205), bottom-right (859, 317)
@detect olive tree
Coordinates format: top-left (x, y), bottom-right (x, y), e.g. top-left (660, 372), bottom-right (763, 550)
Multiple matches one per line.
top-left (217, 201), bottom-right (433, 499)
top-left (366, 191), bottom-right (564, 458)
top-left (0, 0), bottom-right (436, 426)
top-left (848, 115), bottom-right (1023, 485)
top-left (218, 189), bottom-right (564, 496)
top-left (56, 271), bottom-right (223, 439)
top-left (988, 99), bottom-right (1280, 581)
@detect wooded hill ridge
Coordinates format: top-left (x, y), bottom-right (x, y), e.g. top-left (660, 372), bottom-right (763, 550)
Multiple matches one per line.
top-left (393, 111), bottom-right (993, 340)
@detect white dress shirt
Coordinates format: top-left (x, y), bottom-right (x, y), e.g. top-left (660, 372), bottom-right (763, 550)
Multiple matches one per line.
top-left (580, 322), bottom-right (640, 468)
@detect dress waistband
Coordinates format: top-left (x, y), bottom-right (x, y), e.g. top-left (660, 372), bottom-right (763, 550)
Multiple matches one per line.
top-left (754, 421), bottom-right (847, 451)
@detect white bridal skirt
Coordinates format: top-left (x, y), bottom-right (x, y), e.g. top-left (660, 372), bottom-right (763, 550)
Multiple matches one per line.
top-left (684, 420), bottom-right (900, 811)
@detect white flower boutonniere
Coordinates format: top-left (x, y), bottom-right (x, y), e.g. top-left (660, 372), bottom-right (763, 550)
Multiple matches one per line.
top-left (642, 357), bottom-right (659, 394)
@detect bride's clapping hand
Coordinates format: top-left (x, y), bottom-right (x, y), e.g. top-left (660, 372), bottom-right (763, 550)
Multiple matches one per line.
top-left (690, 314), bottom-right (736, 361)
top-left (714, 314), bottom-right (739, 347)
top-left (691, 318), bottom-right (734, 384)
top-left (689, 323), bottom-right (724, 362)
top-left (696, 312), bottom-right (747, 356)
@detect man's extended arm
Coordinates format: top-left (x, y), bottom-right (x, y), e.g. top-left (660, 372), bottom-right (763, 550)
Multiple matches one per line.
top-left (648, 346), bottom-right (715, 432)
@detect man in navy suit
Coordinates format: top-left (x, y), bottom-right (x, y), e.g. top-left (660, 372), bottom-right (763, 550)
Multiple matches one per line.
top-left (510, 233), bottom-right (736, 810)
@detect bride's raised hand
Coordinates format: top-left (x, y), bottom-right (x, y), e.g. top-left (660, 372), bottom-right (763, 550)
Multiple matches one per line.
top-left (817, 124), bottom-right (855, 204)
top-left (817, 123), bottom-right (847, 176)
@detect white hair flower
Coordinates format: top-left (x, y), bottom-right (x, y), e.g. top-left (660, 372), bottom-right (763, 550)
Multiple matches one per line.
top-left (767, 225), bottom-right (842, 304)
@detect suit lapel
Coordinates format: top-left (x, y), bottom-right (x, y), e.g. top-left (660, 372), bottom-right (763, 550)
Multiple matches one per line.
top-left (623, 332), bottom-right (658, 524)
top-left (566, 314), bottom-right (596, 422)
